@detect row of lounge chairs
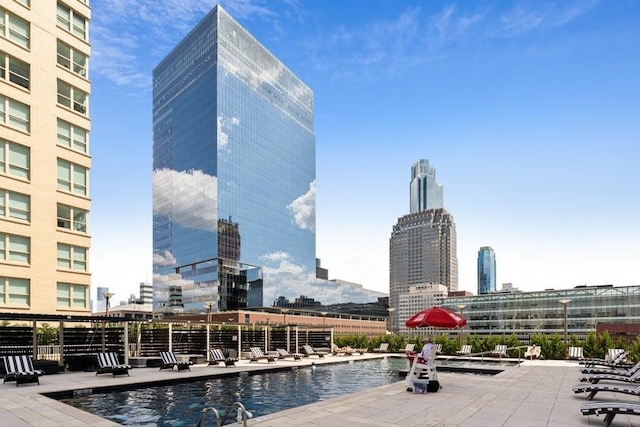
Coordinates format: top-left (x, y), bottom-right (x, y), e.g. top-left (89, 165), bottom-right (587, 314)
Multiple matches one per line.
top-left (573, 349), bottom-right (640, 425)
top-left (2, 345), bottom-right (329, 387)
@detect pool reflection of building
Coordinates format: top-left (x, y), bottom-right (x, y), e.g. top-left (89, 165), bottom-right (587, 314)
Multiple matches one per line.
top-left (151, 5), bottom-right (385, 316)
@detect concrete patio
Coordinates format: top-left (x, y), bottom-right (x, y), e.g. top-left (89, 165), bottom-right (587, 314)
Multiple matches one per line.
top-left (0, 355), bottom-right (635, 426)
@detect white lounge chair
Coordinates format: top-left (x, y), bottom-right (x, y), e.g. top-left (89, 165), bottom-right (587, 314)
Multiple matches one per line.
top-left (524, 345), bottom-right (541, 359)
top-left (249, 347), bottom-right (277, 363)
top-left (580, 350), bottom-right (630, 368)
top-left (96, 352), bottom-right (131, 377)
top-left (579, 368), bottom-right (640, 384)
top-left (491, 345), bottom-right (508, 357)
top-left (159, 351), bottom-right (192, 371)
top-left (208, 348), bottom-right (237, 367)
top-left (276, 348), bottom-right (303, 360)
top-left (582, 401), bottom-right (640, 426)
top-left (404, 344), bottom-right (415, 353)
top-left (301, 345), bottom-right (325, 358)
top-left (435, 343), bottom-right (442, 354)
top-left (574, 383), bottom-right (640, 401)
top-left (456, 344), bottom-right (472, 355)
top-left (581, 361), bottom-right (640, 377)
top-left (568, 346), bottom-right (584, 360)
top-left (2, 355), bottom-right (44, 387)
top-left (373, 343), bottom-right (389, 353)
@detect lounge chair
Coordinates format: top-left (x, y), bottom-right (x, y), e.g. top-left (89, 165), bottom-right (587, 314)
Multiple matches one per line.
top-left (456, 344), bottom-right (472, 355)
top-left (2, 355), bottom-right (44, 387)
top-left (404, 344), bottom-right (415, 353)
top-left (373, 343), bottom-right (389, 353)
top-left (435, 343), bottom-right (443, 355)
top-left (581, 361), bottom-right (640, 376)
top-left (276, 348), bottom-right (303, 360)
top-left (249, 347), bottom-right (277, 363)
top-left (524, 345), bottom-right (541, 360)
top-left (208, 348), bottom-right (237, 367)
top-left (331, 344), bottom-right (352, 356)
top-left (301, 345), bottom-right (324, 358)
top-left (579, 369), bottom-right (640, 384)
top-left (159, 351), bottom-right (193, 371)
top-left (96, 352), bottom-right (131, 377)
top-left (581, 401), bottom-right (640, 426)
top-left (568, 346), bottom-right (584, 360)
top-left (491, 345), bottom-right (508, 357)
top-left (573, 383), bottom-right (640, 401)
top-left (580, 351), bottom-right (630, 369)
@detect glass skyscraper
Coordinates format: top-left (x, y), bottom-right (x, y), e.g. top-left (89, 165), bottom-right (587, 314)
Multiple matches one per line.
top-left (477, 246), bottom-right (496, 294)
top-left (409, 159), bottom-right (443, 213)
top-left (389, 160), bottom-right (457, 333)
top-left (152, 6), bottom-right (382, 314)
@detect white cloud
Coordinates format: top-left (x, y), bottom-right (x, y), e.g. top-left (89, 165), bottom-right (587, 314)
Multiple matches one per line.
top-left (152, 168), bottom-right (218, 231)
top-left (153, 250), bottom-right (176, 267)
top-left (288, 180), bottom-right (316, 232)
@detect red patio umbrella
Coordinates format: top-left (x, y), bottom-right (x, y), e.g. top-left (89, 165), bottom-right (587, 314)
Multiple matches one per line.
top-left (405, 306), bottom-right (467, 329)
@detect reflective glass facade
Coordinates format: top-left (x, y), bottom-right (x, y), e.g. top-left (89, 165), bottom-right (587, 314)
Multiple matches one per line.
top-left (152, 6), bottom-right (383, 314)
top-left (477, 246), bottom-right (496, 294)
top-left (409, 159), bottom-right (443, 213)
top-left (444, 285), bottom-right (640, 337)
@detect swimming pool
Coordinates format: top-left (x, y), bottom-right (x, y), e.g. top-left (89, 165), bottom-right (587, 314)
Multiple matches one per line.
top-left (61, 358), bottom-right (408, 426)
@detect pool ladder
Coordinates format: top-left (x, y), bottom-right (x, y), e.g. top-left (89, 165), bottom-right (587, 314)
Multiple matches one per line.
top-left (196, 402), bottom-right (253, 427)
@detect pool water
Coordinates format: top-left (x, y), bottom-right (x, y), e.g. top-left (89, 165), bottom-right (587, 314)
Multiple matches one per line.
top-left (61, 358), bottom-right (408, 426)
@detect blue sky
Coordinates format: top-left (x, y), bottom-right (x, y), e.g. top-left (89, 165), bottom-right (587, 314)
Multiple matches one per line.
top-left (88, 0), bottom-right (639, 304)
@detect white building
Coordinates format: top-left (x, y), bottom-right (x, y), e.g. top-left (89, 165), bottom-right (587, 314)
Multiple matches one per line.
top-left (398, 283), bottom-right (449, 336)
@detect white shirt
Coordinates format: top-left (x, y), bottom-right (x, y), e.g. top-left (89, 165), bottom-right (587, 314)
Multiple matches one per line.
top-left (420, 342), bottom-right (436, 359)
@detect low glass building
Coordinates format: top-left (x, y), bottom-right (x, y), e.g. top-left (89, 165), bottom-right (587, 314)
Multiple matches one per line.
top-left (443, 284), bottom-right (640, 339)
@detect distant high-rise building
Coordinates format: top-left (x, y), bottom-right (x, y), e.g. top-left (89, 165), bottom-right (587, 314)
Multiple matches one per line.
top-left (410, 159), bottom-right (443, 213)
top-left (1, 2), bottom-right (91, 315)
top-left (477, 246), bottom-right (496, 294)
top-left (152, 6), bottom-right (381, 314)
top-left (389, 160), bottom-right (457, 333)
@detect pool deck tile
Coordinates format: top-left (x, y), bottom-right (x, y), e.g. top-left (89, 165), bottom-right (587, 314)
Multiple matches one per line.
top-left (0, 354), bottom-right (636, 426)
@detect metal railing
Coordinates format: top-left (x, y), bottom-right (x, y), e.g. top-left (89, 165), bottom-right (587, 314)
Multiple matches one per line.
top-left (196, 402), bottom-right (252, 427)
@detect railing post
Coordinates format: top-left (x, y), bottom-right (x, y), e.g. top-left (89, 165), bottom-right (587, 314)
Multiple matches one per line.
top-left (58, 320), bottom-right (65, 367)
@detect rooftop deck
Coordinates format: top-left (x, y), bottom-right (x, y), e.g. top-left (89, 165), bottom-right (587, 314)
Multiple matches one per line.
top-left (0, 354), bottom-right (632, 426)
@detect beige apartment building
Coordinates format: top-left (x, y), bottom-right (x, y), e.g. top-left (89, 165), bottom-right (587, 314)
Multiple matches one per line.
top-left (1, 1), bottom-right (91, 314)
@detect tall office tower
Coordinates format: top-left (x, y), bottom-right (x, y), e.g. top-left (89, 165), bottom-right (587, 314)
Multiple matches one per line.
top-left (389, 160), bottom-right (457, 333)
top-left (0, 2), bottom-right (91, 315)
top-left (477, 246), bottom-right (496, 294)
top-left (152, 6), bottom-right (320, 314)
top-left (409, 159), bottom-right (443, 213)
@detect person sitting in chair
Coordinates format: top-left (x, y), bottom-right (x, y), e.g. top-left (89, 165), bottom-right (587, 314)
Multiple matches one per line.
top-left (418, 336), bottom-right (437, 364)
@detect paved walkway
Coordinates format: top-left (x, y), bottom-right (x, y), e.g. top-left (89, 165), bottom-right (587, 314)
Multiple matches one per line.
top-left (0, 355), bottom-right (635, 426)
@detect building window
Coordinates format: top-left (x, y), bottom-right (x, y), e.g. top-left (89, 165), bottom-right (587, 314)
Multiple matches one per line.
top-left (0, 51), bottom-right (30, 89)
top-left (57, 80), bottom-right (87, 115)
top-left (57, 243), bottom-right (87, 271)
top-left (0, 232), bottom-right (30, 264)
top-left (0, 188), bottom-right (29, 221)
top-left (57, 159), bottom-right (87, 196)
top-left (56, 40), bottom-right (87, 78)
top-left (0, 95), bottom-right (30, 132)
top-left (0, 277), bottom-right (30, 306)
top-left (57, 203), bottom-right (86, 233)
top-left (0, 139), bottom-right (29, 180)
top-left (56, 2), bottom-right (87, 41)
top-left (57, 119), bottom-right (87, 153)
top-left (57, 282), bottom-right (88, 309)
top-left (0, 8), bottom-right (30, 49)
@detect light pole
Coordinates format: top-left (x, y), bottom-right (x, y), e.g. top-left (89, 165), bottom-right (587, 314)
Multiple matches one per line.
top-left (559, 299), bottom-right (571, 360)
top-left (387, 308), bottom-right (396, 334)
top-left (320, 312), bottom-right (328, 331)
top-left (281, 308), bottom-right (290, 325)
top-left (205, 301), bottom-right (214, 323)
top-left (457, 304), bottom-right (467, 346)
top-left (101, 292), bottom-right (114, 352)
